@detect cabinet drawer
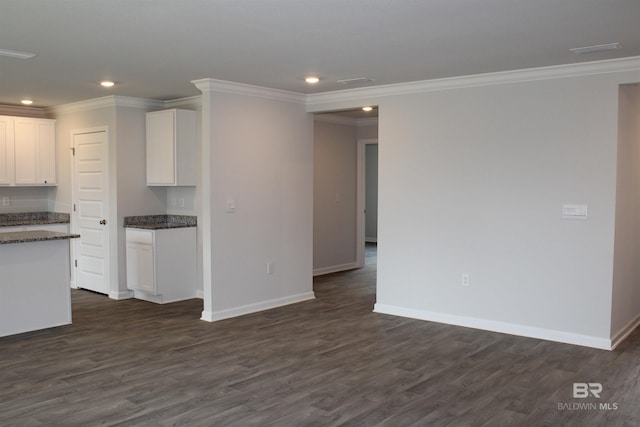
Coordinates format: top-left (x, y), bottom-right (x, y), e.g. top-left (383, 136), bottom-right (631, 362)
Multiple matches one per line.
top-left (126, 229), bottom-right (153, 244)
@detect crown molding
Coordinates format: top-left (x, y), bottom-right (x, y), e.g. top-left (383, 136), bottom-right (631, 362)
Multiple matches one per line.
top-left (46, 95), bottom-right (164, 115)
top-left (192, 78), bottom-right (306, 104)
top-left (306, 56), bottom-right (640, 110)
top-left (0, 105), bottom-right (47, 118)
top-left (163, 95), bottom-right (201, 109)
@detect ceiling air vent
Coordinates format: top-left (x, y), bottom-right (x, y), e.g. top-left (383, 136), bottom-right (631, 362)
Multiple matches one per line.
top-left (337, 77), bottom-right (375, 85)
top-left (569, 42), bottom-right (621, 55)
top-left (0, 49), bottom-right (36, 59)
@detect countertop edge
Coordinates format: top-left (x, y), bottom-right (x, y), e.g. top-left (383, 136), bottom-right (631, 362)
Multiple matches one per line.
top-left (0, 231), bottom-right (80, 245)
top-left (0, 212), bottom-right (71, 228)
top-left (124, 224), bottom-right (197, 230)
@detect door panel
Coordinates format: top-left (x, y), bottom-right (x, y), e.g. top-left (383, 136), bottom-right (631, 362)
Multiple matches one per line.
top-left (73, 130), bottom-right (110, 295)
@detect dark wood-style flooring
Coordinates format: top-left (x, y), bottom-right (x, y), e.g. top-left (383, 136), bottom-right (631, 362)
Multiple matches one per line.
top-left (1, 244), bottom-right (640, 426)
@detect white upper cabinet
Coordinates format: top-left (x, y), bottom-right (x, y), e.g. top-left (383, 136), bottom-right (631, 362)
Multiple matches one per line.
top-left (0, 115), bottom-right (56, 186)
top-left (146, 109), bottom-right (196, 186)
top-left (0, 116), bottom-right (14, 185)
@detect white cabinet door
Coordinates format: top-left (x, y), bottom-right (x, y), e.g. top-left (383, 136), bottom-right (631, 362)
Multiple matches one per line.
top-left (146, 110), bottom-right (176, 185)
top-left (36, 119), bottom-right (56, 185)
top-left (13, 117), bottom-right (37, 185)
top-left (126, 242), bottom-right (155, 293)
top-left (0, 116), bottom-right (14, 185)
top-left (146, 109), bottom-right (196, 186)
top-left (12, 117), bottom-right (56, 186)
top-left (126, 229), bottom-right (156, 294)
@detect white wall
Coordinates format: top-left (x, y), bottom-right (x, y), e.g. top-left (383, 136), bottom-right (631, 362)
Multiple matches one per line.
top-left (165, 98), bottom-right (203, 295)
top-left (114, 106), bottom-right (167, 292)
top-left (50, 99), bottom-right (166, 298)
top-left (313, 117), bottom-right (358, 273)
top-left (611, 84), bottom-right (640, 341)
top-left (50, 104), bottom-right (117, 215)
top-left (0, 187), bottom-right (50, 213)
top-left (196, 81), bottom-right (314, 320)
top-left (371, 71), bottom-right (640, 348)
top-left (357, 122), bottom-right (378, 140)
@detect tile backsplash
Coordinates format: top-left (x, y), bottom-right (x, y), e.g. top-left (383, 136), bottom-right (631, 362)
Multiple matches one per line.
top-left (0, 187), bottom-right (51, 214)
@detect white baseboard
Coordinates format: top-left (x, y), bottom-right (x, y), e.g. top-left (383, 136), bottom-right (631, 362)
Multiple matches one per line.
top-left (313, 262), bottom-right (358, 276)
top-left (373, 303), bottom-right (613, 350)
top-left (196, 289), bottom-right (204, 299)
top-left (110, 289), bottom-right (134, 300)
top-left (610, 314), bottom-right (640, 350)
top-left (365, 237), bottom-right (378, 243)
top-left (201, 292), bottom-right (316, 322)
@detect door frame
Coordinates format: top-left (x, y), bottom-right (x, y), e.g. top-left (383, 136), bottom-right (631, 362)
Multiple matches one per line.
top-left (70, 126), bottom-right (111, 294)
top-left (356, 138), bottom-right (378, 268)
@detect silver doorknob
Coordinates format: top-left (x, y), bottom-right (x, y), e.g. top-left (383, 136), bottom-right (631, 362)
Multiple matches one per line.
top-left (99, 219), bottom-right (107, 225)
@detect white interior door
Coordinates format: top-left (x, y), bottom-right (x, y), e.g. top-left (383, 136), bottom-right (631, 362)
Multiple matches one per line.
top-left (72, 129), bottom-right (110, 295)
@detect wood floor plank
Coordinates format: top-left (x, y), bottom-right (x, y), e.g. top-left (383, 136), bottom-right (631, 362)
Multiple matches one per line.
top-left (1, 244), bottom-right (640, 425)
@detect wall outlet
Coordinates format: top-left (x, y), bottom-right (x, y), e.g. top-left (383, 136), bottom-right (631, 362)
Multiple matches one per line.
top-left (461, 273), bottom-right (470, 287)
top-left (267, 262), bottom-right (275, 275)
top-left (178, 198), bottom-right (185, 208)
top-left (1, 196), bottom-right (9, 207)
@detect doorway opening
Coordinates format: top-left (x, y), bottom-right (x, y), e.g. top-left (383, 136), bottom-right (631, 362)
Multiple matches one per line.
top-left (312, 107), bottom-right (379, 296)
top-left (356, 138), bottom-right (378, 268)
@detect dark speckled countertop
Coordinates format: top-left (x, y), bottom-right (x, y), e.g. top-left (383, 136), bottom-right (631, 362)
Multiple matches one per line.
top-left (0, 212), bottom-right (70, 228)
top-left (0, 230), bottom-right (80, 245)
top-left (124, 215), bottom-right (197, 230)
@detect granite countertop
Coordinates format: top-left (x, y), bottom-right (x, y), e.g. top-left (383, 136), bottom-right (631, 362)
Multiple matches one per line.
top-left (0, 212), bottom-right (70, 227)
top-left (124, 214), bottom-right (197, 230)
top-left (0, 230), bottom-right (80, 245)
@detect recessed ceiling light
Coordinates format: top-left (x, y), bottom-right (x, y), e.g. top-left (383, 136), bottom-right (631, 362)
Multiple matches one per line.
top-left (305, 76), bottom-right (320, 84)
top-left (362, 106), bottom-right (373, 112)
top-left (21, 99), bottom-right (33, 105)
top-left (0, 49), bottom-right (36, 59)
top-left (570, 42), bottom-right (621, 55)
top-left (100, 80), bottom-right (115, 88)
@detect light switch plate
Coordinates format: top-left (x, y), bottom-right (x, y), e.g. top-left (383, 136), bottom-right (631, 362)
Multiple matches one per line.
top-left (225, 199), bottom-right (236, 213)
top-left (562, 204), bottom-right (588, 220)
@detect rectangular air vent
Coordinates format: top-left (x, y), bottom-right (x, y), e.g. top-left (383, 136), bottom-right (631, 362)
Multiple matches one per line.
top-left (0, 49), bottom-right (36, 59)
top-left (337, 77), bottom-right (375, 85)
top-left (570, 43), bottom-right (620, 55)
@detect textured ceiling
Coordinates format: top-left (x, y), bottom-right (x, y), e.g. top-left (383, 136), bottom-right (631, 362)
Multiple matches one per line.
top-left (1, 0), bottom-right (640, 108)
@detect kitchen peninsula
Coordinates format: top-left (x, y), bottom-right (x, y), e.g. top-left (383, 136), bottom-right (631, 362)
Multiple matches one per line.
top-left (0, 229), bottom-right (79, 338)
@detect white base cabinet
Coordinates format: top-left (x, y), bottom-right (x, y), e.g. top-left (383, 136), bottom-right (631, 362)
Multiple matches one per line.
top-left (126, 227), bottom-right (196, 303)
top-left (0, 239), bottom-right (72, 337)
